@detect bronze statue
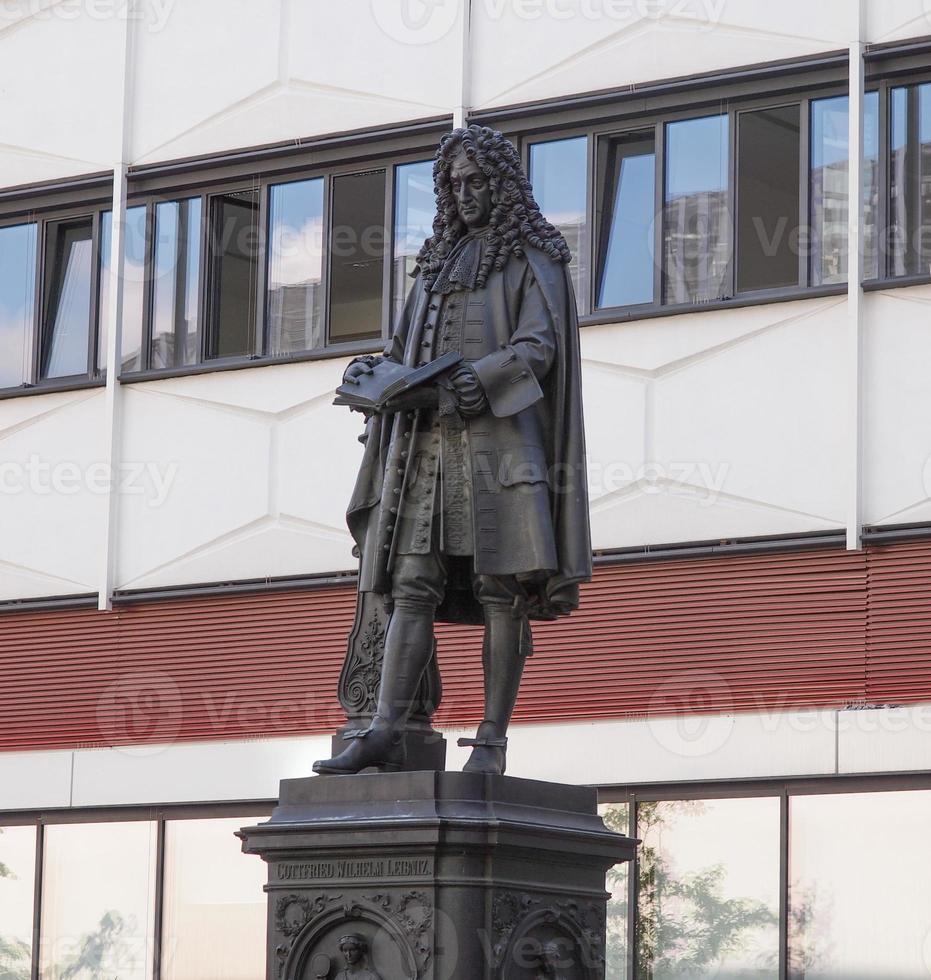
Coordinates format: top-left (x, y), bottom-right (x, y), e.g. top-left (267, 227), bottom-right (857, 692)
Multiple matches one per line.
top-left (314, 125), bottom-right (591, 778)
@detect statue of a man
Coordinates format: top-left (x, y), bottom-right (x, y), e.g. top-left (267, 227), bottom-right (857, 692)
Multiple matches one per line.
top-left (333, 934), bottom-right (382, 980)
top-left (315, 125), bottom-right (591, 777)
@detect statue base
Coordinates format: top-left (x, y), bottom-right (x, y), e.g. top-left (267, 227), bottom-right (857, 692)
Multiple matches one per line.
top-left (239, 771), bottom-right (637, 980)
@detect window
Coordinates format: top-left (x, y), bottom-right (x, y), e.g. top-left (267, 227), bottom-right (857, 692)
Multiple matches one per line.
top-left (40, 217), bottom-right (95, 380)
top-left (160, 818), bottom-right (266, 980)
top-left (328, 170), bottom-right (387, 344)
top-left (39, 822), bottom-right (157, 980)
top-left (98, 206), bottom-right (147, 374)
top-left (393, 160), bottom-right (435, 327)
top-left (530, 136), bottom-right (589, 302)
top-left (737, 104), bottom-right (801, 292)
top-left (0, 223), bottom-right (37, 389)
top-left (152, 198), bottom-right (201, 369)
top-left (266, 179), bottom-right (324, 356)
top-left (206, 189), bottom-right (260, 360)
top-left (810, 92), bottom-right (880, 286)
top-left (890, 81), bottom-right (931, 278)
top-left (0, 825), bottom-right (36, 980)
top-left (599, 802), bottom-right (631, 980)
top-left (596, 131), bottom-right (656, 310)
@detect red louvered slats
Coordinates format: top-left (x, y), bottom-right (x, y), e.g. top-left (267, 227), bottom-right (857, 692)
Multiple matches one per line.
top-left (0, 541), bottom-right (928, 753)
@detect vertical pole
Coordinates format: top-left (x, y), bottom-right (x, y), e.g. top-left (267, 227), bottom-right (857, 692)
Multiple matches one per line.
top-left (846, 2), bottom-right (866, 552)
top-left (97, 0), bottom-right (137, 610)
top-left (454, 0), bottom-right (473, 129)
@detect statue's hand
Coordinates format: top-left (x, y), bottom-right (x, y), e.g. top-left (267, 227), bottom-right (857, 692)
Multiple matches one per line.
top-left (381, 385), bottom-right (439, 414)
top-left (342, 355), bottom-right (381, 385)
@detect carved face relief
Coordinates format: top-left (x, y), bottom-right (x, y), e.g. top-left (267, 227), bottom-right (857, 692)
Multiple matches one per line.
top-left (450, 151), bottom-right (492, 230)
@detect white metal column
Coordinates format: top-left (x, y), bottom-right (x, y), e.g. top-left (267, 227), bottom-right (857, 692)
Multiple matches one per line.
top-left (453, 0), bottom-right (473, 129)
top-left (845, 1), bottom-right (867, 551)
top-left (97, 1), bottom-right (137, 610)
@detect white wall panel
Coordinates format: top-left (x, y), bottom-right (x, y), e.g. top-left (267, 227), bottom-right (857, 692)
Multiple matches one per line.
top-left (130, 0), bottom-right (460, 165)
top-left (0, 390), bottom-right (107, 600)
top-left (115, 359), bottom-right (359, 591)
top-left (865, 0), bottom-right (931, 43)
top-left (863, 286), bottom-right (931, 527)
top-left (471, 0), bottom-right (854, 111)
top-left (0, 5), bottom-right (123, 185)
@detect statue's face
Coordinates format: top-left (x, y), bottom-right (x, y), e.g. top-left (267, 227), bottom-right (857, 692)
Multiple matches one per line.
top-left (450, 150), bottom-right (492, 230)
top-left (342, 943), bottom-right (362, 965)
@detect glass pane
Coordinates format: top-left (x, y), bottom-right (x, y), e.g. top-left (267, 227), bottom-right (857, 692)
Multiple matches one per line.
top-left (0, 825), bottom-right (37, 980)
top-left (597, 131), bottom-right (655, 308)
top-left (599, 803), bottom-right (630, 980)
top-left (98, 207), bottom-right (147, 375)
top-left (737, 104), bottom-right (801, 292)
top-left (891, 82), bottom-right (931, 278)
top-left (392, 160), bottom-right (434, 327)
top-left (266, 179), bottom-right (324, 356)
top-left (637, 798), bottom-right (780, 979)
top-left (329, 170), bottom-right (386, 344)
top-left (810, 92), bottom-right (880, 285)
top-left (39, 822), bottom-right (157, 980)
top-left (530, 137), bottom-right (588, 301)
top-left (664, 115), bottom-right (731, 304)
top-left (207, 190), bottom-right (259, 359)
top-left (789, 790), bottom-right (931, 980)
top-left (152, 198), bottom-right (201, 369)
top-left (0, 223), bottom-right (36, 389)
top-left (41, 218), bottom-right (93, 379)
top-left (161, 818), bottom-right (266, 980)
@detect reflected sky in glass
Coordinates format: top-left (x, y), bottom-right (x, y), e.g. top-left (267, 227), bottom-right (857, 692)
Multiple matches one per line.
top-left (393, 160), bottom-right (434, 326)
top-left (0, 223), bottom-right (36, 388)
top-left (891, 84), bottom-right (931, 277)
top-left (530, 137), bottom-right (588, 299)
top-left (790, 790), bottom-right (931, 980)
top-left (0, 824), bottom-right (36, 979)
top-left (40, 822), bottom-right (157, 980)
top-left (598, 136), bottom-right (655, 308)
top-left (638, 797), bottom-right (780, 979)
top-left (599, 803), bottom-right (630, 980)
top-left (161, 818), bottom-right (267, 980)
top-left (98, 207), bottom-right (147, 374)
top-left (43, 221), bottom-right (92, 379)
top-left (266, 178), bottom-right (324, 355)
top-left (152, 199), bottom-right (201, 369)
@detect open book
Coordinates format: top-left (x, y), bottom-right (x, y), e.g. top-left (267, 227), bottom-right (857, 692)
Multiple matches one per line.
top-left (333, 350), bottom-right (462, 412)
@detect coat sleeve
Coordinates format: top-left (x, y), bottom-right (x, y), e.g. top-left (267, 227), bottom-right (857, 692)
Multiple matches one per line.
top-left (469, 267), bottom-right (556, 418)
top-left (382, 273), bottom-right (421, 362)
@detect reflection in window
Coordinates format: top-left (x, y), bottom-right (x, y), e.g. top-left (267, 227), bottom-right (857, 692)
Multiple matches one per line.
top-left (393, 161), bottom-right (434, 327)
top-left (207, 190), bottom-right (259, 359)
top-left (0, 223), bottom-right (36, 389)
top-left (0, 825), bottom-right (36, 980)
top-left (266, 179), bottom-right (324, 356)
top-left (637, 798), bottom-right (779, 979)
top-left (597, 131), bottom-right (655, 309)
top-left (152, 199), bottom-right (201, 369)
top-left (41, 217), bottom-right (93, 380)
top-left (40, 822), bottom-right (156, 980)
top-left (161, 818), bottom-right (266, 980)
top-left (891, 82), bottom-right (931, 278)
top-left (789, 790), bottom-right (931, 980)
top-left (530, 137), bottom-right (588, 300)
top-left (599, 803), bottom-right (630, 980)
top-left (98, 207), bottom-right (147, 375)
top-left (810, 93), bottom-right (880, 285)
top-left (737, 104), bottom-right (801, 292)
top-left (664, 115), bottom-right (731, 304)
top-left (329, 170), bottom-right (386, 344)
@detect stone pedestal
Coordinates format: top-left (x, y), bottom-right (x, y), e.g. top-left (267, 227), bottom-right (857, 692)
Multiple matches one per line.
top-left (239, 771), bottom-right (637, 980)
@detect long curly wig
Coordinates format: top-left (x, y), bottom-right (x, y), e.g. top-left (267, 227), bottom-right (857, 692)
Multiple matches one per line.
top-left (415, 125), bottom-right (571, 290)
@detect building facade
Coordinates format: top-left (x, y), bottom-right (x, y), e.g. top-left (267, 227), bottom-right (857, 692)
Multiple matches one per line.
top-left (3, 0), bottom-right (931, 977)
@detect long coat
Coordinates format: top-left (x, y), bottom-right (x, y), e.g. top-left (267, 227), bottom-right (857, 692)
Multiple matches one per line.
top-left (346, 243), bottom-right (592, 624)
